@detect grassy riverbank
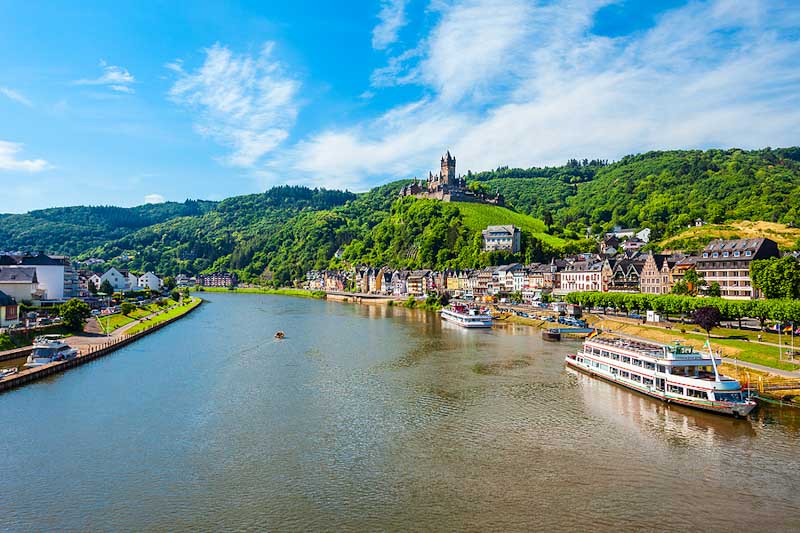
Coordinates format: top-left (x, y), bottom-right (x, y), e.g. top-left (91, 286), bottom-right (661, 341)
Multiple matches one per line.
top-left (125, 297), bottom-right (202, 335)
top-left (591, 317), bottom-right (800, 372)
top-left (193, 287), bottom-right (326, 299)
top-left (98, 299), bottom-right (179, 334)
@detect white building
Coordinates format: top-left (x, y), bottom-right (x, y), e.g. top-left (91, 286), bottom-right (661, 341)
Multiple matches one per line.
top-left (558, 261), bottom-right (603, 295)
top-left (99, 267), bottom-right (129, 292)
top-left (0, 267), bottom-right (38, 303)
top-left (138, 272), bottom-right (162, 291)
top-left (482, 225), bottom-right (521, 253)
top-left (17, 255), bottom-right (69, 300)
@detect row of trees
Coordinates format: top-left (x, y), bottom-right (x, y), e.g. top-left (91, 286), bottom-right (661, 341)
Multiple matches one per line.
top-left (564, 291), bottom-right (800, 328)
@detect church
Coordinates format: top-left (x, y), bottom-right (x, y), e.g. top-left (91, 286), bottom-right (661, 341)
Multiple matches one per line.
top-left (399, 151), bottom-right (504, 206)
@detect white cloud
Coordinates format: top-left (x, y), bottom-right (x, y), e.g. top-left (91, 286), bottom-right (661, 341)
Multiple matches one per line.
top-left (271, 0), bottom-right (800, 191)
top-left (74, 60), bottom-right (136, 93)
top-left (372, 0), bottom-right (408, 50)
top-left (168, 42), bottom-right (301, 167)
top-left (0, 87), bottom-right (32, 106)
top-left (144, 193), bottom-right (166, 204)
top-left (0, 141), bottom-right (49, 172)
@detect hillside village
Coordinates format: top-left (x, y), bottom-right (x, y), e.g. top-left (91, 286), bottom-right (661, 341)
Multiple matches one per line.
top-left (304, 236), bottom-right (785, 302)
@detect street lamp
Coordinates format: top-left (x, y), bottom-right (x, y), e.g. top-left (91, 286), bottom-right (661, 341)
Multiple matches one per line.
top-left (97, 292), bottom-right (111, 337)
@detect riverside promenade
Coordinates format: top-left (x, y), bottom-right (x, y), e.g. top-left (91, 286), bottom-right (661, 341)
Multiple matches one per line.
top-left (0, 298), bottom-right (202, 393)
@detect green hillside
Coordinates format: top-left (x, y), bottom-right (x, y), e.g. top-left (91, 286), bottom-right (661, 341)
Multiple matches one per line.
top-left (453, 202), bottom-right (564, 246)
top-left (3, 146), bottom-right (800, 286)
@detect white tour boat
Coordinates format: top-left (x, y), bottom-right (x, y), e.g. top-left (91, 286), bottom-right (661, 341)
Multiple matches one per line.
top-left (565, 335), bottom-right (757, 417)
top-left (440, 305), bottom-right (493, 328)
top-left (24, 335), bottom-right (79, 368)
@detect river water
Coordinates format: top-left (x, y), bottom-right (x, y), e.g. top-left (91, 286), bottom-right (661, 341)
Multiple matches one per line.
top-left (1, 292), bottom-right (799, 531)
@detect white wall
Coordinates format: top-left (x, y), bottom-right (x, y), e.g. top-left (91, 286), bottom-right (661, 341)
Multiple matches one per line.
top-left (34, 265), bottom-right (65, 300)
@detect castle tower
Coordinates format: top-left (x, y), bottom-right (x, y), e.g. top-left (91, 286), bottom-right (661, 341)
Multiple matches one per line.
top-left (440, 150), bottom-right (456, 185)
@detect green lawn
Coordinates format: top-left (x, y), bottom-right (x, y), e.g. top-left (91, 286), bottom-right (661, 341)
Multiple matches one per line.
top-left (98, 299), bottom-right (180, 334)
top-left (452, 202), bottom-right (565, 247)
top-left (125, 297), bottom-right (202, 335)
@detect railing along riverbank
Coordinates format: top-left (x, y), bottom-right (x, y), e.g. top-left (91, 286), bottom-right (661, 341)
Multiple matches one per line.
top-left (0, 299), bottom-right (203, 394)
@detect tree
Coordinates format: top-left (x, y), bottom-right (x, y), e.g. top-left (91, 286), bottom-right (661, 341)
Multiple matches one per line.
top-left (88, 279), bottom-right (97, 294)
top-left (751, 256), bottom-right (800, 299)
top-left (99, 279), bottom-right (114, 295)
top-left (170, 289), bottom-right (181, 302)
top-left (163, 276), bottom-right (177, 291)
top-left (671, 280), bottom-right (690, 296)
top-left (120, 302), bottom-right (135, 316)
top-left (692, 306), bottom-right (721, 338)
top-left (707, 281), bottom-right (721, 297)
top-left (58, 299), bottom-right (91, 331)
top-left (683, 269), bottom-right (703, 296)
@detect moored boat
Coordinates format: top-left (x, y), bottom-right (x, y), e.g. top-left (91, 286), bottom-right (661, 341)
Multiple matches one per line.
top-left (440, 304), bottom-right (493, 328)
top-left (542, 329), bottom-right (561, 341)
top-left (565, 335), bottom-right (756, 417)
top-left (24, 336), bottom-right (78, 368)
top-left (0, 367), bottom-right (18, 379)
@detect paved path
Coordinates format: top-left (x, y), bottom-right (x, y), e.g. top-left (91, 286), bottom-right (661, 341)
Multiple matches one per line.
top-left (69, 306), bottom-right (178, 350)
top-left (721, 358), bottom-right (800, 379)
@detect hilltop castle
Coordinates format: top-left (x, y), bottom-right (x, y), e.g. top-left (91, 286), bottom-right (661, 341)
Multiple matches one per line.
top-left (399, 151), bottom-right (504, 206)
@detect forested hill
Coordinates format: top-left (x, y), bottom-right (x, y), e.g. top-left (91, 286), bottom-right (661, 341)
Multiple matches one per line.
top-left (2, 146), bottom-right (800, 284)
top-left (475, 147), bottom-right (800, 241)
top-left (0, 200), bottom-right (217, 256)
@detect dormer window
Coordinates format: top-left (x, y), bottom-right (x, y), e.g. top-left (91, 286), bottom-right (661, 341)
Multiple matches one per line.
top-left (712, 252), bottom-right (719, 258)
top-left (745, 251), bottom-right (752, 256)
top-left (703, 252), bottom-right (709, 258)
top-left (734, 251), bottom-right (740, 257)
top-left (723, 252), bottom-right (729, 257)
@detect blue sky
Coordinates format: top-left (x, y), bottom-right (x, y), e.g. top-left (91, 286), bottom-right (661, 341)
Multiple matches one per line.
top-left (1, 0), bottom-right (799, 213)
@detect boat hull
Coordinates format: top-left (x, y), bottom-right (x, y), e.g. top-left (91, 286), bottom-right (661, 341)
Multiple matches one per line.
top-left (565, 356), bottom-right (757, 418)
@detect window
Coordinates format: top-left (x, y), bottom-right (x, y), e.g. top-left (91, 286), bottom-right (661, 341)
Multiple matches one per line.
top-left (619, 370), bottom-right (630, 378)
top-left (712, 252), bottom-right (719, 258)
top-left (630, 374), bottom-right (642, 382)
top-left (686, 389), bottom-right (708, 399)
top-left (668, 384), bottom-right (684, 395)
top-left (622, 356), bottom-right (631, 364)
top-left (723, 251), bottom-right (729, 257)
top-left (734, 251), bottom-right (740, 257)
top-left (745, 251), bottom-right (751, 256)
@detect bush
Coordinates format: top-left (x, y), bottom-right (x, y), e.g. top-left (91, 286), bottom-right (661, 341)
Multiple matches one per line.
top-left (120, 302), bottom-right (135, 316)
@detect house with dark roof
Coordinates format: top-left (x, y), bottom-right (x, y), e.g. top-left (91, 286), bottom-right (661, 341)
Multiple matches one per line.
top-left (696, 238), bottom-right (780, 299)
top-left (0, 290), bottom-right (20, 327)
top-left (0, 267), bottom-right (38, 303)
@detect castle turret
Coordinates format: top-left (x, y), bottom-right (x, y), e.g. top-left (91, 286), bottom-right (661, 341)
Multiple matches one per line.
top-left (441, 150), bottom-right (456, 185)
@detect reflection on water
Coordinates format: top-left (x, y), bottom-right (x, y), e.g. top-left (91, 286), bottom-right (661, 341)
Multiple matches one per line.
top-left (1, 292), bottom-right (799, 531)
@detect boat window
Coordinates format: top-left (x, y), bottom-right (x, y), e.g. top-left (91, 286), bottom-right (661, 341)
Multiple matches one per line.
top-left (31, 348), bottom-right (54, 357)
top-left (686, 388), bottom-right (708, 399)
top-left (714, 392), bottom-right (742, 402)
top-left (630, 374), bottom-right (642, 382)
top-left (667, 384), bottom-right (684, 394)
top-left (621, 356), bottom-right (631, 364)
top-left (643, 378), bottom-right (654, 386)
top-left (631, 358), bottom-right (642, 366)
top-left (657, 365), bottom-right (666, 373)
top-left (619, 371), bottom-right (629, 378)
top-left (643, 361), bottom-right (655, 370)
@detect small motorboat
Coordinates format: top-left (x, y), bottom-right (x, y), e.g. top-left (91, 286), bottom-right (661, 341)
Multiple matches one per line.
top-left (274, 331), bottom-right (285, 339)
top-left (0, 367), bottom-right (18, 379)
top-left (542, 329), bottom-right (561, 342)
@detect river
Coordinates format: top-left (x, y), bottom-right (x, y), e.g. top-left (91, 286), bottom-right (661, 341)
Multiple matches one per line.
top-left (1, 292), bottom-right (799, 531)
